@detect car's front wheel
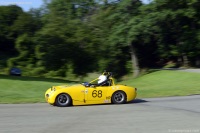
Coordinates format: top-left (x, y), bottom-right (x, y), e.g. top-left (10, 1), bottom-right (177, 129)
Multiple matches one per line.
top-left (55, 93), bottom-right (72, 107)
top-left (112, 91), bottom-right (126, 104)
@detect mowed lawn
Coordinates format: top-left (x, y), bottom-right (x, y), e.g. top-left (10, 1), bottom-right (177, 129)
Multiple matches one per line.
top-left (121, 70), bottom-right (200, 98)
top-left (0, 70), bottom-right (200, 103)
top-left (0, 75), bottom-right (76, 103)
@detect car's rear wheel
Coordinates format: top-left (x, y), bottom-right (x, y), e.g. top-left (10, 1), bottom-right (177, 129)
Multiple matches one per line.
top-left (112, 91), bottom-right (126, 104)
top-left (55, 93), bottom-right (72, 107)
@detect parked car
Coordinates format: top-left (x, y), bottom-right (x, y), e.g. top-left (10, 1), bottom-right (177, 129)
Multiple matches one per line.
top-left (10, 68), bottom-right (21, 76)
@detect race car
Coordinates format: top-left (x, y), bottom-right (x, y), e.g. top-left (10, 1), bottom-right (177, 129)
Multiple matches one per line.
top-left (45, 72), bottom-right (137, 107)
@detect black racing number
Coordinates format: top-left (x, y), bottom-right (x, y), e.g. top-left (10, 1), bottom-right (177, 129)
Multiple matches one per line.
top-left (92, 90), bottom-right (102, 98)
top-left (92, 90), bottom-right (97, 98)
top-left (98, 90), bottom-right (102, 98)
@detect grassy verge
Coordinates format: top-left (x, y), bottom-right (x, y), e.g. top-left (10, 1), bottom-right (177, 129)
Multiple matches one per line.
top-left (0, 70), bottom-right (200, 103)
top-left (121, 70), bottom-right (200, 98)
top-left (0, 75), bottom-right (76, 103)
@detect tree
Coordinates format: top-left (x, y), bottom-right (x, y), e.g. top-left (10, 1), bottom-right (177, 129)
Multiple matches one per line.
top-left (90, 0), bottom-right (143, 77)
top-left (0, 5), bottom-right (23, 68)
top-left (33, 0), bottom-right (97, 78)
top-left (150, 0), bottom-right (200, 67)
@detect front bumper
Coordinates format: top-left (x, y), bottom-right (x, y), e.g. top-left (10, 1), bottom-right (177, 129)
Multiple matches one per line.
top-left (45, 88), bottom-right (55, 104)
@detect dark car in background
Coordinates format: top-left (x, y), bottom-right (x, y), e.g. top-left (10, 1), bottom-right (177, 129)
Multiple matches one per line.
top-left (10, 68), bottom-right (22, 76)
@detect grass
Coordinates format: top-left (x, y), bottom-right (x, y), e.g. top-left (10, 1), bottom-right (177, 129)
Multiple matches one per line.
top-left (0, 70), bottom-right (200, 103)
top-left (0, 75), bottom-right (77, 103)
top-left (121, 70), bottom-right (200, 98)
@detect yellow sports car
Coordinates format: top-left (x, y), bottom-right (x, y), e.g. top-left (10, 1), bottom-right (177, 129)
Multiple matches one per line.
top-left (45, 72), bottom-right (137, 107)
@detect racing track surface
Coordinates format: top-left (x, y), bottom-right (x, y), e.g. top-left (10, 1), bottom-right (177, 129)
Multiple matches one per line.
top-left (0, 95), bottom-right (200, 133)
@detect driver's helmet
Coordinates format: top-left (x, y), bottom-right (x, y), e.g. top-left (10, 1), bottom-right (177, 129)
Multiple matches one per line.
top-left (98, 75), bottom-right (107, 84)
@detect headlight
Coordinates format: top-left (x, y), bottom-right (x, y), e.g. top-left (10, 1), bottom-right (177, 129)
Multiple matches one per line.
top-left (46, 94), bottom-right (49, 97)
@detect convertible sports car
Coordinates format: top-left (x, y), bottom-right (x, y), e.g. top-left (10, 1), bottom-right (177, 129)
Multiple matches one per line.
top-left (45, 72), bottom-right (137, 107)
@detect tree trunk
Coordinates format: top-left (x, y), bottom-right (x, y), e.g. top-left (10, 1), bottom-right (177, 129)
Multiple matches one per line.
top-left (129, 43), bottom-right (140, 77)
top-left (195, 57), bottom-right (200, 67)
top-left (182, 53), bottom-right (189, 67)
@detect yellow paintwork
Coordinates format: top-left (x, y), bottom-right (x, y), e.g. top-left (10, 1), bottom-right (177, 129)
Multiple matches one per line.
top-left (45, 77), bottom-right (137, 106)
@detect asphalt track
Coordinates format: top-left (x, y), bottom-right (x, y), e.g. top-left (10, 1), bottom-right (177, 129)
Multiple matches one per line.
top-left (0, 95), bottom-right (200, 133)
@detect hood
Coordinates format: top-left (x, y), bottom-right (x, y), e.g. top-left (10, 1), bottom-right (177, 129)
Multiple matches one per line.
top-left (52, 84), bottom-right (84, 91)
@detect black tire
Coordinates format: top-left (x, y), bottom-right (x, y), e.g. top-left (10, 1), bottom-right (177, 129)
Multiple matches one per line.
top-left (55, 93), bottom-right (72, 107)
top-left (112, 91), bottom-right (126, 104)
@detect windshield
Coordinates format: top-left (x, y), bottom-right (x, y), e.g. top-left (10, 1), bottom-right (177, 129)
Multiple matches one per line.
top-left (89, 78), bottom-right (99, 84)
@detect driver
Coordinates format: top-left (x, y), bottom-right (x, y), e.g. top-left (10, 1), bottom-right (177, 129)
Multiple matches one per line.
top-left (82, 72), bottom-right (111, 87)
top-left (97, 74), bottom-right (107, 86)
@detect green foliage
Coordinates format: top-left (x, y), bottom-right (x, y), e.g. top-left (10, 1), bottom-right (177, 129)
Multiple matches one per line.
top-left (1, 0), bottom-right (200, 78)
top-left (7, 34), bottom-right (35, 69)
top-left (0, 5), bottom-right (23, 67)
top-left (31, 0), bottom-right (98, 77)
top-left (11, 12), bottom-right (41, 35)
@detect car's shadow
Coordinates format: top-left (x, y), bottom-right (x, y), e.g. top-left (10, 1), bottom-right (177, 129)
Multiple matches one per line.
top-left (53, 99), bottom-right (148, 108)
top-left (127, 99), bottom-right (148, 104)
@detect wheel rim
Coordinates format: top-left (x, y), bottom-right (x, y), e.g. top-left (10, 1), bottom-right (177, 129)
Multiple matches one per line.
top-left (57, 94), bottom-right (69, 106)
top-left (114, 92), bottom-right (125, 103)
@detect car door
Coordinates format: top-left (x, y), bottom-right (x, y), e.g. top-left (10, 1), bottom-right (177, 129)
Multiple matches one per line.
top-left (85, 86), bottom-right (109, 103)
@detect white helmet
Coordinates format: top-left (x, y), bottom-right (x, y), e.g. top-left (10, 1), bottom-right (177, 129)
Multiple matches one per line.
top-left (98, 75), bottom-right (107, 84)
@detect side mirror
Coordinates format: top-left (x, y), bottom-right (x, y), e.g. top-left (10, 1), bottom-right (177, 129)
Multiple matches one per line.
top-left (82, 82), bottom-right (90, 87)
